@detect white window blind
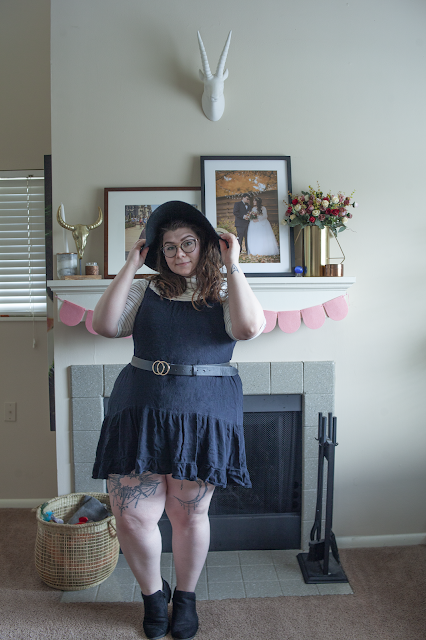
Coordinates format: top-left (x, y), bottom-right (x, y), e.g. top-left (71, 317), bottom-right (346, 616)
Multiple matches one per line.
top-left (0, 170), bottom-right (46, 316)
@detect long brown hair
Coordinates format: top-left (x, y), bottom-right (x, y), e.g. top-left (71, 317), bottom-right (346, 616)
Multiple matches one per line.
top-left (150, 219), bottom-right (225, 308)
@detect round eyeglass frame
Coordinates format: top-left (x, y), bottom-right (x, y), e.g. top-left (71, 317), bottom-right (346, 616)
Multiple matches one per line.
top-left (161, 238), bottom-right (198, 258)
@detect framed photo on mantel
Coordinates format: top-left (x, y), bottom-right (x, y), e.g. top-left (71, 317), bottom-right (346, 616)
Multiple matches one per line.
top-left (201, 156), bottom-right (294, 277)
top-left (104, 187), bottom-right (202, 278)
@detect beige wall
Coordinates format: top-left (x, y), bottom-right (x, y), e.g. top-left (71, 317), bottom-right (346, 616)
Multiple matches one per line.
top-left (49, 0), bottom-right (426, 541)
top-left (0, 0), bottom-right (56, 502)
top-left (0, 321), bottom-right (55, 500)
top-left (0, 0), bottom-right (51, 170)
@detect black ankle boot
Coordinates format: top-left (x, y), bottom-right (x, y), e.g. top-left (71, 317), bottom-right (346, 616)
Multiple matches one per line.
top-left (141, 579), bottom-right (171, 640)
top-left (171, 588), bottom-right (198, 640)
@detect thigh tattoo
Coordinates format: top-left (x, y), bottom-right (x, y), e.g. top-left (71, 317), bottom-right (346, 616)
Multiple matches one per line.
top-left (108, 472), bottom-right (162, 515)
top-left (174, 479), bottom-right (209, 514)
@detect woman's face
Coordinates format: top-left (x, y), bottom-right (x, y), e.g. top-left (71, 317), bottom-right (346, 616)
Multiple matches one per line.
top-left (254, 199), bottom-right (259, 207)
top-left (162, 226), bottom-right (201, 277)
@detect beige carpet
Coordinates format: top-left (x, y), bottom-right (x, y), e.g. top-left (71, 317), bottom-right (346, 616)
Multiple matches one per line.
top-left (1, 509), bottom-right (425, 640)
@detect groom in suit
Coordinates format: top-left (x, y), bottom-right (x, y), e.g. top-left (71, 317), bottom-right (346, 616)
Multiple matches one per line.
top-left (233, 194), bottom-right (251, 253)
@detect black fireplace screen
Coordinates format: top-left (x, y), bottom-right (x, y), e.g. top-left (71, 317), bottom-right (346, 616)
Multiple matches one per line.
top-left (210, 401), bottom-right (302, 517)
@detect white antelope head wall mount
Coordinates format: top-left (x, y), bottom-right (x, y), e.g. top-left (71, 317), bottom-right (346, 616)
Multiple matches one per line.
top-left (197, 30), bottom-right (232, 122)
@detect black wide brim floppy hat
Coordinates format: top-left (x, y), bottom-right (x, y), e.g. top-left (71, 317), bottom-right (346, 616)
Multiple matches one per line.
top-left (144, 200), bottom-right (222, 271)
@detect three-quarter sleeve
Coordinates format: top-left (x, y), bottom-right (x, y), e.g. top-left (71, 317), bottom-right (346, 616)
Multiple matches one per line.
top-left (115, 279), bottom-right (150, 337)
top-left (222, 297), bottom-right (266, 341)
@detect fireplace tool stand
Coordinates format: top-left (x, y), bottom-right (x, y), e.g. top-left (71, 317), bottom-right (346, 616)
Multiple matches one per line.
top-left (297, 412), bottom-right (348, 583)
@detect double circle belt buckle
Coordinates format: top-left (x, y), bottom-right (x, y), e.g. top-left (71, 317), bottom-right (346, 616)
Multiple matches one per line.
top-left (152, 360), bottom-right (171, 376)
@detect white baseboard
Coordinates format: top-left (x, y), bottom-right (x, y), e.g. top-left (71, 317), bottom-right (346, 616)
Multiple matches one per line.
top-left (0, 499), bottom-right (50, 508)
top-left (336, 533), bottom-right (426, 548)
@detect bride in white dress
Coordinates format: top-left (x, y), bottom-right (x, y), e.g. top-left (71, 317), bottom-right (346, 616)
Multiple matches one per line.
top-left (246, 197), bottom-right (280, 256)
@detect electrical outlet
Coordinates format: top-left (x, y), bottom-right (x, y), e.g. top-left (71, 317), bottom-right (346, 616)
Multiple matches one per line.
top-left (4, 402), bottom-right (16, 422)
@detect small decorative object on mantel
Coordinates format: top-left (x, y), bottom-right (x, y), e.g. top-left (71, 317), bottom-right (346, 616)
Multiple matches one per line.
top-left (197, 30), bottom-right (232, 122)
top-left (56, 204), bottom-right (103, 274)
top-left (283, 184), bottom-right (358, 277)
top-left (63, 261), bottom-right (102, 279)
top-left (57, 252), bottom-right (78, 279)
top-left (85, 262), bottom-right (100, 276)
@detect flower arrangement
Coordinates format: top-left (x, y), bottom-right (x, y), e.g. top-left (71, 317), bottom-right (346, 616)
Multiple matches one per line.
top-left (283, 183), bottom-right (358, 235)
top-left (243, 210), bottom-right (259, 222)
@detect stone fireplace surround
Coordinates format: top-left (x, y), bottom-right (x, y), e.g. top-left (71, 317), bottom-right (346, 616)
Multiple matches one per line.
top-left (70, 360), bottom-right (334, 552)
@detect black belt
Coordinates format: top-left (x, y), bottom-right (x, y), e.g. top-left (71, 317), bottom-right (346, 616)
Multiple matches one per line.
top-left (131, 355), bottom-right (238, 377)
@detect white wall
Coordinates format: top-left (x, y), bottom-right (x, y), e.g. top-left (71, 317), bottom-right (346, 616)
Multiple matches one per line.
top-left (50, 0), bottom-right (426, 539)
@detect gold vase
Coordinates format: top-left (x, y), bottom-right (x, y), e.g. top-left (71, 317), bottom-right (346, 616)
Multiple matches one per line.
top-left (294, 226), bottom-right (331, 277)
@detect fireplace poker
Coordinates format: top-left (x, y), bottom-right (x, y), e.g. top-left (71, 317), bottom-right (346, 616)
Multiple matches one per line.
top-left (297, 412), bottom-right (348, 583)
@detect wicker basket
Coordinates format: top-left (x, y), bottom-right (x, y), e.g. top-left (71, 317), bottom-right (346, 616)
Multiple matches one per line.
top-left (35, 492), bottom-right (119, 591)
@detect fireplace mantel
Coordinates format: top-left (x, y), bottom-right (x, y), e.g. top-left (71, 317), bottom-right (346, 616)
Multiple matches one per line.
top-left (48, 277), bottom-right (356, 319)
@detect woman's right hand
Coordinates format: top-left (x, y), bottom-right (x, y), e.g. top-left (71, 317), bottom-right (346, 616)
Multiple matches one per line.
top-left (126, 238), bottom-right (150, 273)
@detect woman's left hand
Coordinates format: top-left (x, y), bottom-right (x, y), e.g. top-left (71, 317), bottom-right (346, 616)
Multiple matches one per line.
top-left (218, 232), bottom-right (240, 268)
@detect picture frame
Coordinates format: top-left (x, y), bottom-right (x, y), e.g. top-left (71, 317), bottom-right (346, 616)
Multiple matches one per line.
top-left (201, 156), bottom-right (294, 277)
top-left (104, 187), bottom-right (202, 278)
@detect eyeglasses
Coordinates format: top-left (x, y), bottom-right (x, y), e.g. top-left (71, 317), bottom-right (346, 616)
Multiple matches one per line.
top-left (161, 238), bottom-right (198, 258)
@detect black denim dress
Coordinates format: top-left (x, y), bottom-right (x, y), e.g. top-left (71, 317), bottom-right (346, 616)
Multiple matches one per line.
top-left (92, 287), bottom-right (251, 488)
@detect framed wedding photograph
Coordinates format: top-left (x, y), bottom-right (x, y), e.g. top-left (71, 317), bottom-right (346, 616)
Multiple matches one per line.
top-left (104, 187), bottom-right (202, 278)
top-left (200, 156), bottom-right (294, 277)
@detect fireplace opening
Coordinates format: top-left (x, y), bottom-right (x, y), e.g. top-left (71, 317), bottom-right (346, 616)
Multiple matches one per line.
top-left (103, 394), bottom-right (302, 551)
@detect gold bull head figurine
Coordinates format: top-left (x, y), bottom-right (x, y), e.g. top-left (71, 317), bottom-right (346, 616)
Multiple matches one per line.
top-left (57, 206), bottom-right (103, 261)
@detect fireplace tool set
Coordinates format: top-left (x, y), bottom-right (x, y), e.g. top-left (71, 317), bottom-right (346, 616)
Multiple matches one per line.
top-left (297, 412), bottom-right (348, 583)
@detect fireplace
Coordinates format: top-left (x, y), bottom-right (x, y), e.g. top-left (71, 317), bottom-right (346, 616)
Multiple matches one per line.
top-left (70, 360), bottom-right (335, 551)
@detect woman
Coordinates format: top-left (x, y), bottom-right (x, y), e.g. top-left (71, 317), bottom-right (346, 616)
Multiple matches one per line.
top-left (92, 201), bottom-right (265, 640)
top-left (246, 196), bottom-right (279, 256)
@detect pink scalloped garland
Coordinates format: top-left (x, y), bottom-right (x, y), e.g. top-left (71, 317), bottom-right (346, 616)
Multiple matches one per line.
top-left (277, 310), bottom-right (301, 334)
top-left (59, 299), bottom-right (85, 326)
top-left (84, 310), bottom-right (98, 335)
top-left (56, 295), bottom-right (349, 335)
top-left (323, 295), bottom-right (349, 321)
top-left (301, 305), bottom-right (326, 329)
top-left (263, 310), bottom-right (278, 333)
